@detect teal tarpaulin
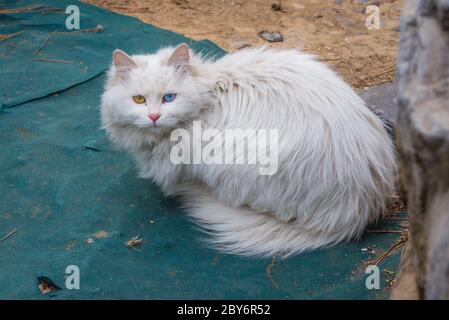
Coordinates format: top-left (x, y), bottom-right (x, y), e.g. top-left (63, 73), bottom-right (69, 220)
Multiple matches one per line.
top-left (0, 0), bottom-right (403, 299)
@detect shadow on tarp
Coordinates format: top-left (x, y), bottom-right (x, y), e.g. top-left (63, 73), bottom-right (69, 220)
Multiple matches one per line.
top-left (0, 0), bottom-right (402, 299)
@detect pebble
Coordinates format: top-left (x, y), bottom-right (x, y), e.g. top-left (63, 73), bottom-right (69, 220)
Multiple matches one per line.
top-left (271, 3), bottom-right (282, 11)
top-left (231, 39), bottom-right (252, 50)
top-left (259, 31), bottom-right (283, 43)
top-left (352, 7), bottom-right (366, 14)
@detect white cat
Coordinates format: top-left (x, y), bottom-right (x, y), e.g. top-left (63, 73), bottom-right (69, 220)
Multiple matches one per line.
top-left (101, 44), bottom-right (396, 257)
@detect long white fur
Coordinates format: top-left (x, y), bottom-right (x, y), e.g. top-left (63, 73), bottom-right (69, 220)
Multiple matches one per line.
top-left (101, 45), bottom-right (396, 257)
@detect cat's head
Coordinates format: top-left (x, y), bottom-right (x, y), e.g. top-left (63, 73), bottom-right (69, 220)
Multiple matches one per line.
top-left (101, 44), bottom-right (209, 143)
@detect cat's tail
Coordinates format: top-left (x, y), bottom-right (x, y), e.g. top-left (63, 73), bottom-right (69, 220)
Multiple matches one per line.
top-left (169, 183), bottom-right (358, 258)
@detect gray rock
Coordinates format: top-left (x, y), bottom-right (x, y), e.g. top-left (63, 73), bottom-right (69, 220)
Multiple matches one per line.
top-left (230, 38), bottom-right (251, 50)
top-left (370, 0), bottom-right (383, 6)
top-left (395, 0), bottom-right (449, 299)
top-left (258, 31), bottom-right (283, 43)
top-left (358, 82), bottom-right (398, 139)
top-left (352, 7), bottom-right (366, 14)
top-left (355, 0), bottom-right (383, 5)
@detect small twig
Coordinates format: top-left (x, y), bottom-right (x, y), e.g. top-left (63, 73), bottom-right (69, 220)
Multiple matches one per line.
top-left (367, 229), bottom-right (403, 234)
top-left (370, 240), bottom-right (406, 266)
top-left (266, 256), bottom-right (279, 289)
top-left (368, 231), bottom-right (409, 266)
top-left (33, 32), bottom-right (55, 55)
top-left (33, 25), bottom-right (102, 56)
top-left (0, 31), bottom-right (25, 42)
top-left (126, 234), bottom-right (144, 251)
top-left (82, 146), bottom-right (100, 152)
top-left (33, 25), bottom-right (103, 55)
top-left (53, 25), bottom-right (104, 35)
top-left (32, 58), bottom-right (76, 64)
top-left (321, 57), bottom-right (340, 62)
top-left (361, 67), bottom-right (396, 81)
top-left (0, 5), bottom-right (61, 14)
top-left (0, 229), bottom-right (17, 243)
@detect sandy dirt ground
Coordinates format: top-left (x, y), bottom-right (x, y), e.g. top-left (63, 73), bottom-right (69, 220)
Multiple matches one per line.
top-left (84, 0), bottom-right (404, 89)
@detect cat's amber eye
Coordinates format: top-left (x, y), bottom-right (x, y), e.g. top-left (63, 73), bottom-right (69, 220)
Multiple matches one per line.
top-left (132, 95), bottom-right (146, 104)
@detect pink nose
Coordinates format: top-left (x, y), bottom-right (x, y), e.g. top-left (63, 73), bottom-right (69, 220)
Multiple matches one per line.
top-left (148, 113), bottom-right (161, 123)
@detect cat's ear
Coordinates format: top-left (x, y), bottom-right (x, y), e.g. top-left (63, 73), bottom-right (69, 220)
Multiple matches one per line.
top-left (113, 49), bottom-right (137, 71)
top-left (167, 43), bottom-right (190, 71)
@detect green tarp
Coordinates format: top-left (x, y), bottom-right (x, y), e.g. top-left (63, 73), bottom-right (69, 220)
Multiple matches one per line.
top-left (0, 0), bottom-right (404, 299)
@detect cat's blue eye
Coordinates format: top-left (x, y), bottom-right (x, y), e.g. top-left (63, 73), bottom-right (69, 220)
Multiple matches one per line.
top-left (162, 93), bottom-right (176, 103)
